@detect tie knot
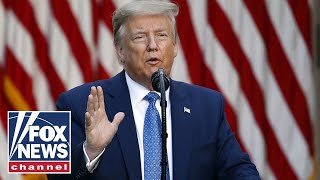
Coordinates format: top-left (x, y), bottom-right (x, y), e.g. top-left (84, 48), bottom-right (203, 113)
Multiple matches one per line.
top-left (145, 92), bottom-right (160, 105)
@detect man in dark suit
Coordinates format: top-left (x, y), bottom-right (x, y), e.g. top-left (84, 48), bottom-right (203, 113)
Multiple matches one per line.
top-left (48, 0), bottom-right (260, 179)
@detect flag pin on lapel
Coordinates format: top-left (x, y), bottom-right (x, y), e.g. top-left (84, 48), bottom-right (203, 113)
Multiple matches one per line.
top-left (184, 107), bottom-right (190, 114)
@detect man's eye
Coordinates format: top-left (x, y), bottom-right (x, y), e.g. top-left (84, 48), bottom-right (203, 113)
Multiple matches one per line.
top-left (133, 35), bottom-right (146, 42)
top-left (157, 33), bottom-right (168, 40)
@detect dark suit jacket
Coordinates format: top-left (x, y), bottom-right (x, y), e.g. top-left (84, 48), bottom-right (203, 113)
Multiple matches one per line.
top-left (48, 70), bottom-right (260, 180)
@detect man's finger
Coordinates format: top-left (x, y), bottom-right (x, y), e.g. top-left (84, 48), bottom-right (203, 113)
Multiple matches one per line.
top-left (87, 95), bottom-right (94, 116)
top-left (112, 112), bottom-right (125, 131)
top-left (86, 94), bottom-right (90, 111)
top-left (85, 112), bottom-right (92, 128)
top-left (97, 86), bottom-right (105, 111)
top-left (91, 86), bottom-right (99, 111)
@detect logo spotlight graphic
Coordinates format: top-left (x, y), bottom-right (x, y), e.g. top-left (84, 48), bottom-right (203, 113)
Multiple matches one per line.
top-left (8, 111), bottom-right (71, 174)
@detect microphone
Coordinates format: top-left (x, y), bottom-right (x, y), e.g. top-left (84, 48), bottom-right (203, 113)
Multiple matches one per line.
top-left (151, 68), bottom-right (169, 92)
top-left (151, 68), bottom-right (169, 180)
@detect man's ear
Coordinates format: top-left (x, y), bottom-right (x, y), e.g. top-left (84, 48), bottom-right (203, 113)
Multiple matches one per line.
top-left (116, 45), bottom-right (125, 64)
top-left (173, 43), bottom-right (178, 57)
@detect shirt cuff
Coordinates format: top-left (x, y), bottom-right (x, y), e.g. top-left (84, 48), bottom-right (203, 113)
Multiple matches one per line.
top-left (83, 142), bottom-right (105, 173)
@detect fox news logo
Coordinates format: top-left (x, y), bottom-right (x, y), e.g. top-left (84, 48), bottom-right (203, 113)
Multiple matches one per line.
top-left (8, 111), bottom-right (71, 174)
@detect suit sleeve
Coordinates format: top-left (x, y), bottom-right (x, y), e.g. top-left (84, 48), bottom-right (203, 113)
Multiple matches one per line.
top-left (215, 94), bottom-right (260, 179)
top-left (47, 93), bottom-right (89, 180)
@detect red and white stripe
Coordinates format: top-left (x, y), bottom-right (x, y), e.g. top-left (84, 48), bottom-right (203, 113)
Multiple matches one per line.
top-left (0, 2), bottom-right (21, 180)
top-left (0, 0), bottom-right (317, 179)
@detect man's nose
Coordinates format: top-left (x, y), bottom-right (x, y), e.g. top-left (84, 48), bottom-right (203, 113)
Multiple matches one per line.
top-left (147, 35), bottom-right (158, 51)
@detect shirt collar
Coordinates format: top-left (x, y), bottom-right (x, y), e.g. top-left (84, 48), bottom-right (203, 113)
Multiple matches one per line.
top-left (125, 72), bottom-right (170, 106)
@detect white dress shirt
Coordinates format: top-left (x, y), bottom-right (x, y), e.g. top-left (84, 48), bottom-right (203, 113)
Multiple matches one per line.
top-left (83, 73), bottom-right (173, 180)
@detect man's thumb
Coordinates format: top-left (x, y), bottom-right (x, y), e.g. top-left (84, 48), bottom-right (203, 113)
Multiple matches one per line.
top-left (112, 112), bottom-right (125, 129)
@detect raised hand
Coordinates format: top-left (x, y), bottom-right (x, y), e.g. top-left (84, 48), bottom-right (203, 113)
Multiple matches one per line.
top-left (84, 86), bottom-right (125, 160)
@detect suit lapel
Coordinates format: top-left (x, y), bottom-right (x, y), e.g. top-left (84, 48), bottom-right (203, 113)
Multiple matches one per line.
top-left (170, 80), bottom-right (194, 180)
top-left (103, 71), bottom-right (142, 179)
top-left (102, 72), bottom-right (194, 179)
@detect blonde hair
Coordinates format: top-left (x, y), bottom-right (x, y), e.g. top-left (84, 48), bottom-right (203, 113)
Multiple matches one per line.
top-left (112, 0), bottom-right (179, 46)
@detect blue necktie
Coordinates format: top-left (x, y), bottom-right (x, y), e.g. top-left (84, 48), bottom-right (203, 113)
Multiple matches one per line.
top-left (143, 92), bottom-right (169, 180)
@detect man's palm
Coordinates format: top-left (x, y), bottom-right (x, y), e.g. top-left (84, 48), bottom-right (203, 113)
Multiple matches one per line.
top-left (84, 86), bottom-right (124, 160)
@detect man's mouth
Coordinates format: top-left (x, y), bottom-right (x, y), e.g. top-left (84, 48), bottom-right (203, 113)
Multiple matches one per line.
top-left (146, 58), bottom-right (161, 65)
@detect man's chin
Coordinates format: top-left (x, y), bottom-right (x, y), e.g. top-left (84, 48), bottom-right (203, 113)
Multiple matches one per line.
top-left (149, 67), bottom-right (160, 76)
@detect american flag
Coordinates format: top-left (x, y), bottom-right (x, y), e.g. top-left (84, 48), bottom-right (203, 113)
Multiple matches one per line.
top-left (0, 0), bottom-right (318, 179)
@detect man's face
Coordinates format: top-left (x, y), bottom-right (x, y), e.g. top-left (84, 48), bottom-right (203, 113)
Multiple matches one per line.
top-left (116, 15), bottom-right (178, 90)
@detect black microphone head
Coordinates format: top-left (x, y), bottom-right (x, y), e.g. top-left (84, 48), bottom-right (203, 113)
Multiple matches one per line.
top-left (151, 69), bottom-right (169, 92)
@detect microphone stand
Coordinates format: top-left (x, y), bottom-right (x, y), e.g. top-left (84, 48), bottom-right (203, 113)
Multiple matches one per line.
top-left (158, 69), bottom-right (168, 180)
top-left (151, 68), bottom-right (169, 180)
top-left (159, 68), bottom-right (168, 180)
